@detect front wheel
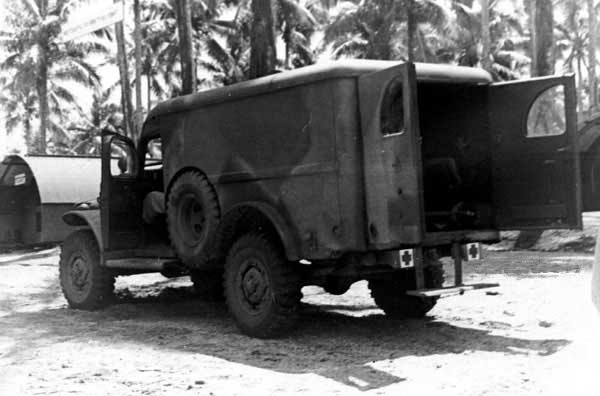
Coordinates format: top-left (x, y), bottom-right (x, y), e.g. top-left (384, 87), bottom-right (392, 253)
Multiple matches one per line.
top-left (224, 233), bottom-right (302, 338)
top-left (59, 230), bottom-right (114, 310)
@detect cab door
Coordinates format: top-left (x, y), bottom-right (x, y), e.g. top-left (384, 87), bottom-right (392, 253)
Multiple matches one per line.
top-left (489, 75), bottom-right (581, 229)
top-left (101, 132), bottom-right (143, 251)
top-left (359, 62), bottom-right (424, 248)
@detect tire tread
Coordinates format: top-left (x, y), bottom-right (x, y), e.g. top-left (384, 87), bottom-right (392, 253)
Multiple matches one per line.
top-left (59, 230), bottom-right (114, 310)
top-left (224, 233), bottom-right (301, 338)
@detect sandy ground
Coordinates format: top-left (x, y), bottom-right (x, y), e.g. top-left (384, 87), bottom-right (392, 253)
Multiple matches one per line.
top-left (492, 212), bottom-right (600, 253)
top-left (1, 245), bottom-right (600, 396)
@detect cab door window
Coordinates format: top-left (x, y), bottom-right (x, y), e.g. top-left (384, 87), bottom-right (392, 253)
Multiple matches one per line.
top-left (110, 138), bottom-right (137, 177)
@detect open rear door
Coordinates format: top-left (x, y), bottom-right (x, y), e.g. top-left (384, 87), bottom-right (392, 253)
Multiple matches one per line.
top-left (359, 62), bottom-right (424, 248)
top-left (490, 75), bottom-right (581, 229)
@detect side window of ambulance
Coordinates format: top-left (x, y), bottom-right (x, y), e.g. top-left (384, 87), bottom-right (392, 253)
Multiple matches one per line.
top-left (144, 138), bottom-right (162, 170)
top-left (380, 79), bottom-right (405, 136)
top-left (526, 85), bottom-right (566, 138)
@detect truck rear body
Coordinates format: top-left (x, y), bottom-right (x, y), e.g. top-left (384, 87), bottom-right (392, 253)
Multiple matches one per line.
top-left (132, 60), bottom-right (579, 262)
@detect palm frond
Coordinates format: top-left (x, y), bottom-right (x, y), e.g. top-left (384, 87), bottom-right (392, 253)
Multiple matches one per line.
top-left (323, 2), bottom-right (360, 44)
top-left (331, 36), bottom-right (368, 58)
top-left (20, 0), bottom-right (42, 21)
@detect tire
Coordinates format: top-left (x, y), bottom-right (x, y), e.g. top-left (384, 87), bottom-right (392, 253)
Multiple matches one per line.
top-left (190, 269), bottom-right (225, 301)
top-left (224, 233), bottom-right (302, 338)
top-left (369, 252), bottom-right (444, 319)
top-left (59, 230), bottom-right (114, 310)
top-left (167, 170), bottom-right (220, 267)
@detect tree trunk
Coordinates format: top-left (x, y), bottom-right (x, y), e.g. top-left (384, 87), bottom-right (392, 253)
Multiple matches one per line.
top-left (147, 73), bottom-right (152, 111)
top-left (578, 55), bottom-right (584, 117)
top-left (208, 0), bottom-right (218, 16)
top-left (284, 24), bottom-right (291, 69)
top-left (24, 105), bottom-right (33, 155)
top-left (133, 0), bottom-right (143, 141)
top-left (115, 20), bottom-right (134, 139)
top-left (36, 40), bottom-right (49, 154)
top-left (480, 0), bottom-right (492, 72)
top-left (175, 0), bottom-right (196, 95)
top-left (587, 0), bottom-right (598, 113)
top-left (532, 0), bottom-right (554, 76)
top-left (407, 0), bottom-right (416, 62)
top-left (36, 0), bottom-right (49, 154)
top-left (249, 0), bottom-right (277, 79)
top-left (526, 0), bottom-right (536, 74)
top-left (519, 0), bottom-right (554, 246)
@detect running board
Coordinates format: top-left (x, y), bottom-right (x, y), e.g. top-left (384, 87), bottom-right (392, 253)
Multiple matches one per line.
top-left (406, 283), bottom-right (499, 298)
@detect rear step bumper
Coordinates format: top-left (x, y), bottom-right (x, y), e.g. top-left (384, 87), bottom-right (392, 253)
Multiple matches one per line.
top-left (406, 283), bottom-right (499, 298)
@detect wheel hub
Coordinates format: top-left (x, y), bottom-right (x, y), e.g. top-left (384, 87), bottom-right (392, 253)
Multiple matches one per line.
top-left (70, 256), bottom-right (89, 290)
top-left (240, 260), bottom-right (269, 308)
top-left (179, 193), bottom-right (206, 243)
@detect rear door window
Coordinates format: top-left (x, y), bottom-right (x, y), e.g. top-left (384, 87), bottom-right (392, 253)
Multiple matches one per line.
top-left (526, 85), bottom-right (566, 138)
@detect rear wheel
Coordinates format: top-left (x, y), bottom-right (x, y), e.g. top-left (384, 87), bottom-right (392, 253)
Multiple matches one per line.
top-left (59, 230), bottom-right (114, 310)
top-left (369, 252), bottom-right (444, 318)
top-left (167, 170), bottom-right (220, 267)
top-left (224, 233), bottom-right (301, 338)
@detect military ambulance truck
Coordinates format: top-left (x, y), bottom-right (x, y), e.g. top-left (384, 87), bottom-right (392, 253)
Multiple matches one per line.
top-left (59, 60), bottom-right (580, 338)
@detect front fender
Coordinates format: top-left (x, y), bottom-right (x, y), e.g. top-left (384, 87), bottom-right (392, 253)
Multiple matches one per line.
top-left (62, 209), bottom-right (103, 251)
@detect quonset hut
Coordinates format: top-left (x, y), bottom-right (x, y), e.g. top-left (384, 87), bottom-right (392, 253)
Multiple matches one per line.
top-left (0, 155), bottom-right (101, 247)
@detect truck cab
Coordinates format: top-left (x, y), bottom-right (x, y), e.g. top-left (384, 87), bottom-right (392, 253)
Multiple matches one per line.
top-left (59, 60), bottom-right (580, 338)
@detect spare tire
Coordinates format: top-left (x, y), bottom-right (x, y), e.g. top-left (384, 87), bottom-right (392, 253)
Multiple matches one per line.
top-left (167, 170), bottom-right (220, 267)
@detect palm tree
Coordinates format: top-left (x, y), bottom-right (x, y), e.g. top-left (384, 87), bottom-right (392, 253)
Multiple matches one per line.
top-left (0, 0), bottom-right (107, 153)
top-left (480, 0), bottom-right (491, 71)
top-left (175, 0), bottom-right (197, 92)
top-left (452, 0), bottom-right (530, 80)
top-left (322, 0), bottom-right (449, 61)
top-left (556, 0), bottom-right (588, 113)
top-left (67, 89), bottom-right (123, 155)
top-left (0, 85), bottom-right (37, 150)
top-left (586, 0), bottom-right (598, 112)
top-left (276, 0), bottom-right (320, 68)
top-left (138, 0), bottom-right (181, 107)
top-left (531, 0), bottom-right (554, 76)
top-left (250, 0), bottom-right (277, 78)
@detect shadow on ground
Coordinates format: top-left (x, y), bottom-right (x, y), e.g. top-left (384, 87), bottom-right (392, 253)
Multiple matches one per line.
top-left (0, 284), bottom-right (570, 391)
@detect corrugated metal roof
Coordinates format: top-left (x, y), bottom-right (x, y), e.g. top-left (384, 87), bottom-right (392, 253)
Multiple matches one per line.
top-left (2, 155), bottom-right (101, 204)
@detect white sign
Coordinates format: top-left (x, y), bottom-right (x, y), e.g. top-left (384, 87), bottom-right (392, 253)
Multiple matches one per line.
top-left (59, 1), bottom-right (124, 42)
top-left (399, 249), bottom-right (414, 268)
top-left (14, 173), bottom-right (25, 186)
top-left (465, 243), bottom-right (481, 261)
